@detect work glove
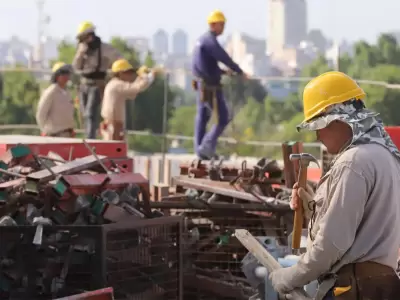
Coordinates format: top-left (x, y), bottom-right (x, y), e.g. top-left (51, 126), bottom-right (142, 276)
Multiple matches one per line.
top-left (290, 183), bottom-right (315, 219)
top-left (151, 65), bottom-right (164, 75)
top-left (269, 266), bottom-right (297, 295)
top-left (136, 65), bottom-right (149, 76)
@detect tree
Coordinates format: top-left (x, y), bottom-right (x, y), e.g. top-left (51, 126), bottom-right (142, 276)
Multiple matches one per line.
top-left (110, 37), bottom-right (140, 69)
top-left (54, 40), bottom-right (76, 64)
top-left (1, 68), bottom-right (41, 125)
top-left (222, 76), bottom-right (267, 107)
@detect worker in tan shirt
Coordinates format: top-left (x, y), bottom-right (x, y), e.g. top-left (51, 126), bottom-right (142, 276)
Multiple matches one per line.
top-left (269, 71), bottom-right (400, 299)
top-left (36, 62), bottom-right (75, 137)
top-left (100, 59), bottom-right (158, 140)
top-left (72, 21), bottom-right (122, 139)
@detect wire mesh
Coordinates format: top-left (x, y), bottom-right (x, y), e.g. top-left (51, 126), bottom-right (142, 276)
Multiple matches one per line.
top-left (0, 217), bottom-right (183, 300)
top-left (105, 217), bottom-right (182, 300)
top-left (173, 209), bottom-right (290, 300)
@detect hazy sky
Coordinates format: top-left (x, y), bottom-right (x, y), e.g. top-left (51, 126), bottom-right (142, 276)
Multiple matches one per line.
top-left (0, 0), bottom-right (397, 46)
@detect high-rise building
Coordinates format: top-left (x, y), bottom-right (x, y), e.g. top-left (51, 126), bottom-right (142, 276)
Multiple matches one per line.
top-left (267, 0), bottom-right (307, 54)
top-left (152, 29), bottom-right (169, 56)
top-left (172, 29), bottom-right (188, 56)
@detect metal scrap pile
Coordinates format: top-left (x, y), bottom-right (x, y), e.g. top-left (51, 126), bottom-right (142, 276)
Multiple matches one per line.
top-left (0, 143), bottom-right (182, 300)
top-left (150, 142), bottom-right (312, 299)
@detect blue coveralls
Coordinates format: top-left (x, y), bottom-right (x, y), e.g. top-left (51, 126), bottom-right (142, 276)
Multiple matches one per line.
top-left (191, 31), bottom-right (243, 158)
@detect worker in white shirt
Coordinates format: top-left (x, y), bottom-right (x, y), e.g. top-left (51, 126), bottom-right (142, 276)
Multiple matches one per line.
top-left (100, 59), bottom-right (160, 140)
top-left (36, 62), bottom-right (75, 137)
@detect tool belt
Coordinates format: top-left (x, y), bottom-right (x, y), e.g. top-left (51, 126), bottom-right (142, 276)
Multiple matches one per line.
top-left (44, 128), bottom-right (75, 138)
top-left (100, 120), bottom-right (124, 141)
top-left (330, 261), bottom-right (400, 299)
top-left (192, 79), bottom-right (222, 105)
top-left (82, 71), bottom-right (107, 80)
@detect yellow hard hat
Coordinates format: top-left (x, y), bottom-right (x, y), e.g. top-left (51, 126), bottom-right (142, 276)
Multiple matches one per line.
top-left (302, 71), bottom-right (366, 123)
top-left (77, 21), bottom-right (95, 37)
top-left (111, 59), bottom-right (134, 73)
top-left (207, 10), bottom-right (226, 24)
top-left (52, 62), bottom-right (71, 74)
top-left (136, 66), bottom-right (149, 76)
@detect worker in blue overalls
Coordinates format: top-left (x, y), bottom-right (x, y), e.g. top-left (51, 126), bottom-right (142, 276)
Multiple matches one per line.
top-left (191, 10), bottom-right (248, 159)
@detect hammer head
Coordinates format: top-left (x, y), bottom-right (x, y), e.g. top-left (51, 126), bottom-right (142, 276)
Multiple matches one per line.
top-left (289, 153), bottom-right (320, 168)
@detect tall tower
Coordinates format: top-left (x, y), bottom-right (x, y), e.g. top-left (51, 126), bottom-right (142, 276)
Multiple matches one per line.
top-left (267, 0), bottom-right (307, 55)
top-left (172, 29), bottom-right (188, 56)
top-left (35, 0), bottom-right (51, 68)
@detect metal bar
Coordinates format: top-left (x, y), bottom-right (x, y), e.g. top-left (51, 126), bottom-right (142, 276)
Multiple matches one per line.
top-left (0, 125), bottom-right (323, 147)
top-left (27, 155), bottom-right (107, 182)
top-left (152, 197), bottom-right (289, 212)
top-left (235, 229), bottom-right (312, 300)
top-left (160, 73), bottom-right (170, 184)
top-left (172, 176), bottom-right (290, 211)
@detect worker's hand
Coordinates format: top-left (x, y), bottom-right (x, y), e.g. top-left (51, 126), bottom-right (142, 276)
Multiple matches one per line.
top-left (269, 267), bottom-right (296, 294)
top-left (77, 42), bottom-right (88, 54)
top-left (241, 72), bottom-right (250, 80)
top-left (290, 182), bottom-right (315, 218)
top-left (224, 69), bottom-right (234, 76)
top-left (151, 66), bottom-right (164, 76)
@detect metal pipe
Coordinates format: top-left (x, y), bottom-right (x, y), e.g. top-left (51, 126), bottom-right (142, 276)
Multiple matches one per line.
top-left (160, 73), bottom-right (169, 183)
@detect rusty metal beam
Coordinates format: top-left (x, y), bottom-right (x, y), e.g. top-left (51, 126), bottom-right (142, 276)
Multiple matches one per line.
top-left (172, 176), bottom-right (290, 211)
top-left (151, 196), bottom-right (290, 212)
top-left (27, 155), bottom-right (107, 183)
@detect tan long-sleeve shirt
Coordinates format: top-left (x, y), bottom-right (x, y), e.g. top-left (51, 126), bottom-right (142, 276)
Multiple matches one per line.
top-left (36, 84), bottom-right (75, 135)
top-left (278, 143), bottom-right (400, 295)
top-left (72, 42), bottom-right (121, 83)
top-left (101, 74), bottom-right (154, 123)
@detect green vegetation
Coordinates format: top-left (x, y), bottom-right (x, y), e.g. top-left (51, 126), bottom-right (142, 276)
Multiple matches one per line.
top-left (1, 34), bottom-right (400, 156)
top-left (169, 33), bottom-right (400, 156)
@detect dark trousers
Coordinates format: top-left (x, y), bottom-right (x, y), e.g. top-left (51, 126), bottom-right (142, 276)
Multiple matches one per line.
top-left (322, 289), bottom-right (334, 300)
top-left (194, 81), bottom-right (230, 157)
top-left (79, 84), bottom-right (103, 139)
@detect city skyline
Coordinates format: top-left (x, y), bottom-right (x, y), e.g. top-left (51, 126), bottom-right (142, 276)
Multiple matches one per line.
top-left (0, 0), bottom-right (397, 47)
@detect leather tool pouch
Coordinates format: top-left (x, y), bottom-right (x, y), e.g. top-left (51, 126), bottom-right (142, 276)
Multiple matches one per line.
top-left (191, 80), bottom-right (198, 91)
top-left (334, 262), bottom-right (400, 300)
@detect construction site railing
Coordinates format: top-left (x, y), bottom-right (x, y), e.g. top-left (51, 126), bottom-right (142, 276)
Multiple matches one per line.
top-left (0, 123), bottom-right (321, 148)
top-left (3, 67), bottom-right (400, 89)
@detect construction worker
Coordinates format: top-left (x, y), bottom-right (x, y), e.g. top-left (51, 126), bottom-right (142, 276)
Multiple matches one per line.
top-left (72, 21), bottom-right (122, 139)
top-left (269, 71), bottom-right (400, 299)
top-left (36, 62), bottom-right (75, 137)
top-left (191, 10), bottom-right (248, 160)
top-left (100, 59), bottom-right (159, 140)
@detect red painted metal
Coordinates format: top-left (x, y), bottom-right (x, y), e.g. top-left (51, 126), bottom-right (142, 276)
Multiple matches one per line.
top-left (385, 126), bottom-right (400, 149)
top-left (60, 172), bottom-right (148, 195)
top-left (54, 287), bottom-right (114, 300)
top-left (0, 135), bottom-right (127, 160)
top-left (103, 158), bottom-right (134, 172)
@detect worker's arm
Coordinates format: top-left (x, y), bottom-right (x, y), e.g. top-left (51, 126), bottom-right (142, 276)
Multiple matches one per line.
top-left (72, 43), bottom-right (88, 73)
top-left (117, 73), bottom-right (155, 99)
top-left (273, 163), bottom-right (368, 289)
top-left (36, 88), bottom-right (55, 130)
top-left (207, 36), bottom-right (243, 74)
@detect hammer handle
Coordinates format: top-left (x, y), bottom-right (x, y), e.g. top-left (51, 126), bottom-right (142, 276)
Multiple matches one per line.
top-left (292, 165), bottom-right (308, 250)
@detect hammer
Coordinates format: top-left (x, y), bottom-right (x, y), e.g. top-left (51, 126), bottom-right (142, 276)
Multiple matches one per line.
top-left (289, 153), bottom-right (319, 254)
